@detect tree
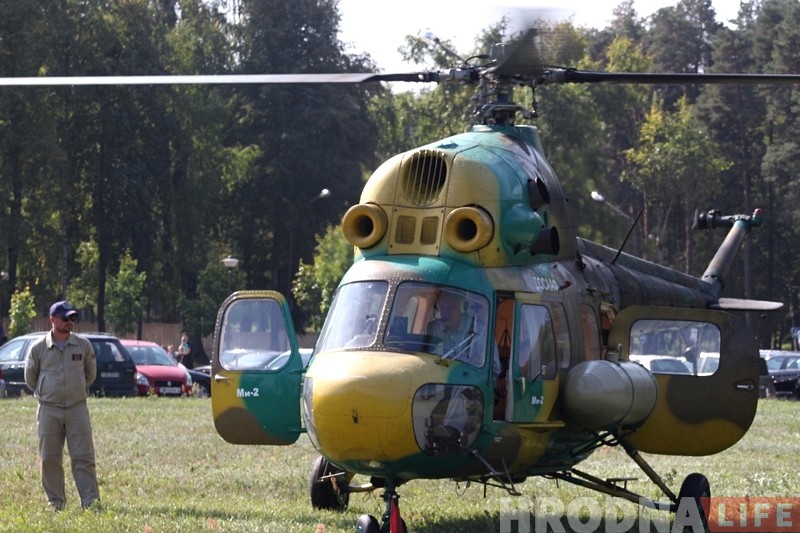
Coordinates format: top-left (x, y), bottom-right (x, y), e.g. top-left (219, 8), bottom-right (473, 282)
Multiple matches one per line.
top-left (623, 98), bottom-right (730, 272)
top-left (105, 253), bottom-right (147, 338)
top-left (292, 225), bottom-right (353, 332)
top-left (178, 256), bottom-right (241, 365)
top-left (646, 0), bottom-right (723, 106)
top-left (222, 0), bottom-right (380, 306)
top-left (8, 285), bottom-right (37, 338)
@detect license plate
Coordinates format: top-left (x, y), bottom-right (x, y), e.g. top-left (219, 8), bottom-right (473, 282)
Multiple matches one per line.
top-left (159, 386), bottom-right (181, 395)
top-left (101, 372), bottom-right (120, 379)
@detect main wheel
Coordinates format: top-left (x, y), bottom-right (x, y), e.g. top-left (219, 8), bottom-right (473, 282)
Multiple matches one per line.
top-left (310, 456), bottom-right (350, 511)
top-left (677, 473), bottom-right (710, 532)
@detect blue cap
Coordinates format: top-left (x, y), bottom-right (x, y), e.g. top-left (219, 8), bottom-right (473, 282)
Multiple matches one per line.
top-left (49, 300), bottom-right (78, 319)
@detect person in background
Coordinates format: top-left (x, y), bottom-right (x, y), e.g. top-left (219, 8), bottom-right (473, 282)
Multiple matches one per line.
top-left (166, 344), bottom-right (176, 362)
top-left (24, 300), bottom-right (100, 511)
top-left (176, 333), bottom-right (192, 369)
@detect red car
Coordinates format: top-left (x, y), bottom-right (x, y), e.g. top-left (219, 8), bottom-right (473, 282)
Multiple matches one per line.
top-left (120, 339), bottom-right (192, 396)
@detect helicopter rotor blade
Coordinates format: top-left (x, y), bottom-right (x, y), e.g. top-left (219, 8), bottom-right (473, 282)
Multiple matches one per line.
top-left (0, 72), bottom-right (441, 87)
top-left (544, 68), bottom-right (800, 85)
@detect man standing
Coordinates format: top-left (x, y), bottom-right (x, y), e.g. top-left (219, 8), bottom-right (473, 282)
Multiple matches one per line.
top-left (25, 300), bottom-right (100, 511)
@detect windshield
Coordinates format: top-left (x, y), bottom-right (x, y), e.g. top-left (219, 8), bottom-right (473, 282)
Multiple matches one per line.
top-left (316, 281), bottom-right (389, 351)
top-left (218, 298), bottom-right (292, 370)
top-left (127, 345), bottom-right (176, 366)
top-left (316, 281), bottom-right (490, 369)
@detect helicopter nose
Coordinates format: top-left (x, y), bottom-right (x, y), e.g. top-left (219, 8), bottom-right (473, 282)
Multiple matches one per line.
top-left (302, 351), bottom-right (425, 464)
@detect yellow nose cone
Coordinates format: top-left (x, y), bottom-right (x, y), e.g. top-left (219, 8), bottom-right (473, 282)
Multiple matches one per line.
top-left (307, 351), bottom-right (435, 463)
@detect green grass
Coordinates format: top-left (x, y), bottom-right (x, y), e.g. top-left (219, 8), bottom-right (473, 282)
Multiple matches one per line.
top-left (1, 397), bottom-right (798, 532)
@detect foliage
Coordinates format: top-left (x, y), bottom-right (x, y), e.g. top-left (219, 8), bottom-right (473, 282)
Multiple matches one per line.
top-left (178, 256), bottom-right (243, 339)
top-left (105, 252), bottom-right (147, 338)
top-left (8, 285), bottom-right (37, 338)
top-left (622, 98), bottom-right (729, 271)
top-left (292, 226), bottom-right (353, 332)
top-left (3, 1), bottom-right (800, 342)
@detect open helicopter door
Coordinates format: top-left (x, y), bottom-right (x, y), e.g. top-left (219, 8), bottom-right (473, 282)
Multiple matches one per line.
top-left (498, 295), bottom-right (562, 424)
top-left (211, 291), bottom-right (304, 445)
top-left (607, 306), bottom-right (759, 455)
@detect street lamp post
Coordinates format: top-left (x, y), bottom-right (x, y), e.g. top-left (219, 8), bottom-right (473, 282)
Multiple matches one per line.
top-left (222, 255), bottom-right (239, 293)
top-left (288, 188), bottom-right (332, 285)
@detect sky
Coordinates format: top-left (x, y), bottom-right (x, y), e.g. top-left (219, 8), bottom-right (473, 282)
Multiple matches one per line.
top-left (337, 0), bottom-right (743, 80)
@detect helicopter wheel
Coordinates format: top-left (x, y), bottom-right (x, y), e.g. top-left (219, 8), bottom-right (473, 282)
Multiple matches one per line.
top-left (676, 473), bottom-right (710, 532)
top-left (310, 456), bottom-right (350, 511)
top-left (354, 514), bottom-right (380, 533)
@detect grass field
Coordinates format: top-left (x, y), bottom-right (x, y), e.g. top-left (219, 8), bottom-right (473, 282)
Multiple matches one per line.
top-left (1, 396), bottom-right (797, 532)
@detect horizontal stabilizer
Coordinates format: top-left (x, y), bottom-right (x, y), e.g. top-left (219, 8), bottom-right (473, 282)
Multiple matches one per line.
top-left (711, 298), bottom-right (784, 311)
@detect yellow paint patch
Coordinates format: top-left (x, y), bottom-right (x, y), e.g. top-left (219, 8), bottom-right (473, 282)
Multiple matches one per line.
top-left (308, 351), bottom-right (450, 463)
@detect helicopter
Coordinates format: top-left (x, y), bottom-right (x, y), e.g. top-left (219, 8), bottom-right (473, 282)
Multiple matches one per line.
top-left (205, 32), bottom-right (799, 532)
top-left (5, 27), bottom-right (799, 533)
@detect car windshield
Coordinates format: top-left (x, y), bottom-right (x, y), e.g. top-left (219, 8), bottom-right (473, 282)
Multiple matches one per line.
top-left (127, 345), bottom-right (176, 366)
top-left (316, 281), bottom-right (490, 369)
top-left (92, 340), bottom-right (131, 363)
top-left (0, 338), bottom-right (28, 362)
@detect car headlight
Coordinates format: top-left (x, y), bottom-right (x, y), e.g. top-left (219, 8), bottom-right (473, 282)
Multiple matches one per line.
top-left (135, 372), bottom-right (150, 387)
top-left (184, 370), bottom-right (193, 387)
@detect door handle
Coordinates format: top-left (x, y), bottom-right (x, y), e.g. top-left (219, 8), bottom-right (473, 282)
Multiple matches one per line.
top-left (214, 374), bottom-right (230, 383)
top-left (515, 376), bottom-right (525, 397)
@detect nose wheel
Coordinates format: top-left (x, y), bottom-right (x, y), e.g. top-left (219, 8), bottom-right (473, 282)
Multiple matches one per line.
top-left (355, 481), bottom-right (407, 533)
top-left (310, 456), bottom-right (351, 511)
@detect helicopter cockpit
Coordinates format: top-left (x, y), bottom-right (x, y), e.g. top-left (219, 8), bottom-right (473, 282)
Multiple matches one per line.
top-left (316, 281), bottom-right (490, 370)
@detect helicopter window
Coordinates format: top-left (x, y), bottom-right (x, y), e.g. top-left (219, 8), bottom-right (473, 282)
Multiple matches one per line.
top-left (412, 384), bottom-right (483, 456)
top-left (549, 303), bottom-right (571, 369)
top-left (315, 281), bottom-right (389, 352)
top-left (218, 299), bottom-right (292, 370)
top-left (629, 319), bottom-right (721, 375)
top-left (384, 283), bottom-right (489, 368)
top-left (517, 305), bottom-right (557, 380)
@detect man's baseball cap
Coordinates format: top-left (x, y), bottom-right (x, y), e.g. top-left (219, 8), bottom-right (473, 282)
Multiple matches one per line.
top-left (49, 300), bottom-right (79, 319)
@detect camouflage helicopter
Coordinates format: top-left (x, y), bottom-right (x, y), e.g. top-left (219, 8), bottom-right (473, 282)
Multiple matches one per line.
top-left (5, 27), bottom-right (799, 533)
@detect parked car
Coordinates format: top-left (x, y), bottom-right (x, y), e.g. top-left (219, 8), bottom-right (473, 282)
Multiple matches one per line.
top-left (629, 354), bottom-right (692, 374)
top-left (186, 367), bottom-right (210, 398)
top-left (694, 352), bottom-right (774, 398)
top-left (760, 352), bottom-right (800, 399)
top-left (120, 339), bottom-right (193, 397)
top-left (0, 332), bottom-right (136, 397)
top-left (757, 357), bottom-right (776, 399)
top-left (0, 335), bottom-right (30, 396)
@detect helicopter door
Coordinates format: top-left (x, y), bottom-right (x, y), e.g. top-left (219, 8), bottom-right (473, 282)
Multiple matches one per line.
top-left (507, 300), bottom-right (560, 423)
top-left (608, 305), bottom-right (759, 455)
top-left (211, 291), bottom-right (304, 445)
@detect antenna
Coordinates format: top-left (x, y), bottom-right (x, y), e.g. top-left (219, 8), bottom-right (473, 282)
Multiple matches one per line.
top-left (591, 190), bottom-right (643, 264)
top-left (611, 208), bottom-right (644, 265)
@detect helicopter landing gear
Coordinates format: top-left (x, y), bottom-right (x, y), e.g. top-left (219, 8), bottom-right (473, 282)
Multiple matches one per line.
top-left (310, 456), bottom-right (351, 511)
top-left (355, 480), bottom-right (407, 533)
top-left (676, 473), bottom-right (710, 531)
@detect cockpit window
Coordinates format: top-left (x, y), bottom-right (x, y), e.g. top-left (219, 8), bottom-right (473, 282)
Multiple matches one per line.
top-left (315, 281), bottom-right (490, 369)
top-left (384, 283), bottom-right (489, 368)
top-left (316, 281), bottom-right (389, 352)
